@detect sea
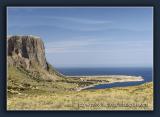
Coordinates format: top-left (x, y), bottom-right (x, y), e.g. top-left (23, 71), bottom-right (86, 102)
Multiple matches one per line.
top-left (56, 67), bottom-right (153, 89)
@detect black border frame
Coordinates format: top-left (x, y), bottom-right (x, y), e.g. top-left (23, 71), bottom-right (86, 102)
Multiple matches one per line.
top-left (5, 6), bottom-right (155, 112)
top-left (1, 0), bottom-right (160, 116)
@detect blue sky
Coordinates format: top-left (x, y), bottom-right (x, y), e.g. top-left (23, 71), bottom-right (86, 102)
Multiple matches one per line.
top-left (7, 7), bottom-right (153, 68)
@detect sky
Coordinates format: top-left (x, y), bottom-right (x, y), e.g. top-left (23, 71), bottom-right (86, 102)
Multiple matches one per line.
top-left (7, 7), bottom-right (153, 68)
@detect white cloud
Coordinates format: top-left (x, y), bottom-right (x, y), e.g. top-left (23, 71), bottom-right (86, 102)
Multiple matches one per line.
top-left (45, 36), bottom-right (152, 54)
top-left (45, 38), bottom-right (95, 53)
top-left (8, 14), bottom-right (112, 31)
top-left (50, 16), bottom-right (111, 24)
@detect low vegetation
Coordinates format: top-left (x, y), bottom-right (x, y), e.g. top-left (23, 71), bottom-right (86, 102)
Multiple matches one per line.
top-left (7, 66), bottom-right (153, 110)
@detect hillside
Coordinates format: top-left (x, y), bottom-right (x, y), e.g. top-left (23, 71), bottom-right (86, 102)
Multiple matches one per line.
top-left (7, 35), bottom-right (153, 110)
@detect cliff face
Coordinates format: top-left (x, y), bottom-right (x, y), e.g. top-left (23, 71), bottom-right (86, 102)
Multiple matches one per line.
top-left (7, 35), bottom-right (64, 80)
top-left (8, 35), bottom-right (47, 69)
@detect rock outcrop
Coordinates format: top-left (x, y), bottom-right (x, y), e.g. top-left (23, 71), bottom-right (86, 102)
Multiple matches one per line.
top-left (7, 35), bottom-right (47, 69)
top-left (7, 35), bottom-right (64, 80)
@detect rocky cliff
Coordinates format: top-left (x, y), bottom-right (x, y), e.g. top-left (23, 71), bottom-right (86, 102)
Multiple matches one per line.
top-left (7, 35), bottom-right (48, 69)
top-left (7, 35), bottom-right (64, 80)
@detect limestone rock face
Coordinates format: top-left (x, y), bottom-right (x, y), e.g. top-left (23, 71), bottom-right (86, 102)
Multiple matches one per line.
top-left (7, 35), bottom-right (47, 69)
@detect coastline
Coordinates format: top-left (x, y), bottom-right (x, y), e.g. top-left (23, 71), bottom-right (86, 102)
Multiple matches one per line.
top-left (8, 66), bottom-right (152, 110)
top-left (67, 75), bottom-right (144, 91)
top-left (76, 80), bottom-right (144, 91)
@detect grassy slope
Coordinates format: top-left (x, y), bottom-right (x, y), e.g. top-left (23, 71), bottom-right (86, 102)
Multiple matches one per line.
top-left (7, 66), bottom-right (153, 110)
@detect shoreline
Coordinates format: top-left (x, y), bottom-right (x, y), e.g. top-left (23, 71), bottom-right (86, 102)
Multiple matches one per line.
top-left (67, 75), bottom-right (143, 80)
top-left (76, 80), bottom-right (144, 91)
top-left (67, 75), bottom-right (142, 77)
top-left (70, 75), bottom-right (144, 91)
